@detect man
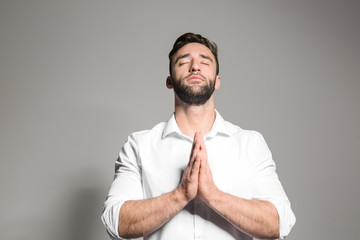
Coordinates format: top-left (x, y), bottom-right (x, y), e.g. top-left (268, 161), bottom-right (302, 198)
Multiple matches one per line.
top-left (102, 32), bottom-right (296, 240)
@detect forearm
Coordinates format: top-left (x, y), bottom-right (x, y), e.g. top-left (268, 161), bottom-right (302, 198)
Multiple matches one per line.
top-left (118, 187), bottom-right (188, 238)
top-left (206, 189), bottom-right (279, 239)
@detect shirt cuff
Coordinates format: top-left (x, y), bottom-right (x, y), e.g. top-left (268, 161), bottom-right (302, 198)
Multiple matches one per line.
top-left (270, 200), bottom-right (296, 239)
top-left (101, 201), bottom-right (125, 240)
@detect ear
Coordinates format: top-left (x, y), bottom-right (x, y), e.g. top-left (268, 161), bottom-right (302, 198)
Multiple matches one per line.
top-left (166, 76), bottom-right (173, 89)
top-left (215, 75), bottom-right (221, 90)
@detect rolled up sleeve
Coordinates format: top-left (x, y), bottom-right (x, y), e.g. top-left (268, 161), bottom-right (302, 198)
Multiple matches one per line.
top-left (250, 132), bottom-right (296, 239)
top-left (101, 134), bottom-right (144, 239)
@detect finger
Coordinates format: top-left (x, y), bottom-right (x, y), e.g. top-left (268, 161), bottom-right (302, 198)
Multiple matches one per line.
top-left (196, 132), bottom-right (204, 149)
top-left (194, 131), bottom-right (200, 139)
top-left (201, 140), bottom-right (207, 155)
top-left (190, 133), bottom-right (201, 159)
top-left (190, 136), bottom-right (197, 154)
top-left (193, 132), bottom-right (198, 143)
top-left (190, 154), bottom-right (201, 176)
top-left (196, 131), bottom-right (202, 143)
top-left (188, 141), bottom-right (200, 169)
top-left (197, 134), bottom-right (207, 154)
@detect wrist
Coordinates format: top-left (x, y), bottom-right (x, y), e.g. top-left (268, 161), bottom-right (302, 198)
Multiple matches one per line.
top-left (173, 186), bottom-right (191, 207)
top-left (202, 186), bottom-right (221, 206)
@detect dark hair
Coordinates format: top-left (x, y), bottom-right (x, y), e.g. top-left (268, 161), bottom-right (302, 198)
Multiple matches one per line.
top-left (168, 32), bottom-right (219, 76)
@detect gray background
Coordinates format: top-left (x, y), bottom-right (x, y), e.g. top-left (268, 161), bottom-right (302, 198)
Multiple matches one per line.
top-left (1, 1), bottom-right (359, 239)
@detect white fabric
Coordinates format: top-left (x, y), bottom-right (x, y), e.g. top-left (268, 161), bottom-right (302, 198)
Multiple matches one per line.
top-left (102, 111), bottom-right (296, 240)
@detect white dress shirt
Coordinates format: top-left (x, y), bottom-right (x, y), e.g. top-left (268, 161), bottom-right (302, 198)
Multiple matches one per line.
top-left (102, 111), bottom-right (296, 240)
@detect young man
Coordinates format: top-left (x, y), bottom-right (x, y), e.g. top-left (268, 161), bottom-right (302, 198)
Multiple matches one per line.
top-left (102, 33), bottom-right (296, 240)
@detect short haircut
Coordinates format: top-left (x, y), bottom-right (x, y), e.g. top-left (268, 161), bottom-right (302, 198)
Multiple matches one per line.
top-left (168, 32), bottom-right (219, 76)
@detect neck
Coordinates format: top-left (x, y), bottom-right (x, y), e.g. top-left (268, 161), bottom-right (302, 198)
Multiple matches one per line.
top-left (174, 95), bottom-right (216, 138)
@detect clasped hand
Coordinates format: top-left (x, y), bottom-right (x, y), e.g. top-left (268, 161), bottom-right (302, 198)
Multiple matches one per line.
top-left (179, 132), bottom-right (217, 204)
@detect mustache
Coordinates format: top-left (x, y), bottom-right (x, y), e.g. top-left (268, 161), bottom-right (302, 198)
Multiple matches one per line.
top-left (185, 73), bottom-right (206, 81)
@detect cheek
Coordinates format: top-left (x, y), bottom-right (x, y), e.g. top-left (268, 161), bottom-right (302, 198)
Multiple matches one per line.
top-left (172, 67), bottom-right (186, 78)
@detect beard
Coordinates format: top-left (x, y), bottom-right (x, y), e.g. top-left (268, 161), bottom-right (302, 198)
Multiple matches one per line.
top-left (172, 74), bottom-right (216, 106)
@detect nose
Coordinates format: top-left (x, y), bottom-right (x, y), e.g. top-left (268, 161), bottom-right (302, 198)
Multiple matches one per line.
top-left (190, 59), bottom-right (200, 73)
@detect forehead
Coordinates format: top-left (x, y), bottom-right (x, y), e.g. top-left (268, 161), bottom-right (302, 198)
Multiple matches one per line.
top-left (174, 43), bottom-right (214, 60)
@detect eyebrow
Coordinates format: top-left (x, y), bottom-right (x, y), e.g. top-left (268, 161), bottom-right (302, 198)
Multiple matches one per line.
top-left (174, 54), bottom-right (190, 64)
top-left (174, 53), bottom-right (214, 64)
top-left (199, 54), bottom-right (213, 62)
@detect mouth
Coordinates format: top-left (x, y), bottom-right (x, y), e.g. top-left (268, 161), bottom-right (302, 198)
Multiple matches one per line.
top-left (186, 74), bottom-right (205, 82)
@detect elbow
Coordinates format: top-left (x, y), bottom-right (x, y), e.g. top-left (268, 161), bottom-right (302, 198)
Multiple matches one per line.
top-left (268, 227), bottom-right (280, 240)
top-left (253, 225), bottom-right (279, 240)
top-left (118, 226), bottom-right (135, 239)
top-left (252, 207), bottom-right (280, 239)
top-left (118, 231), bottom-right (143, 239)
top-left (118, 221), bottom-right (144, 239)
top-left (118, 232), bottom-right (137, 239)
top-left (269, 219), bottom-right (280, 239)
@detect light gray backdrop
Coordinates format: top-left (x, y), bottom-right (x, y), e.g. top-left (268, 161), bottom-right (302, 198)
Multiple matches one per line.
top-left (1, 1), bottom-right (359, 239)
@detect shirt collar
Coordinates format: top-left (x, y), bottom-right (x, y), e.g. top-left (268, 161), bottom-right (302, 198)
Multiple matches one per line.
top-left (162, 112), bottom-right (183, 139)
top-left (162, 110), bottom-right (231, 139)
top-left (206, 110), bottom-right (231, 138)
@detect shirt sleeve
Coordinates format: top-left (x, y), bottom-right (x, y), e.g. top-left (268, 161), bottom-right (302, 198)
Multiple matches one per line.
top-left (101, 133), bottom-right (144, 240)
top-left (250, 132), bottom-right (296, 239)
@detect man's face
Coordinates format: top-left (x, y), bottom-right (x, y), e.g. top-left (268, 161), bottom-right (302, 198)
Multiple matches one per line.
top-left (168, 43), bottom-right (221, 106)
